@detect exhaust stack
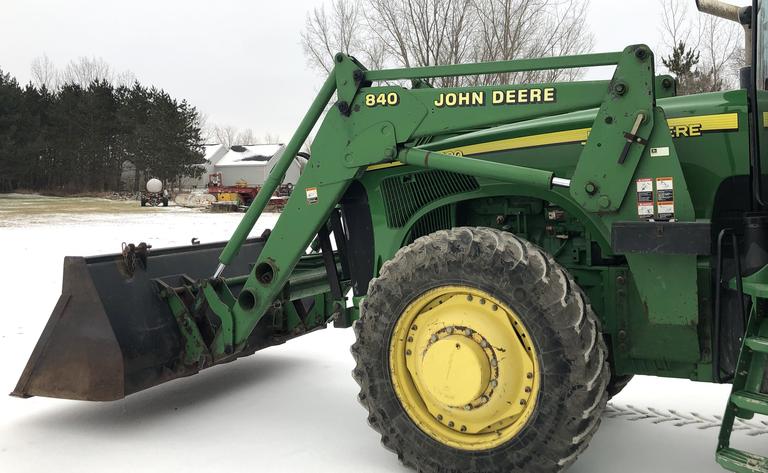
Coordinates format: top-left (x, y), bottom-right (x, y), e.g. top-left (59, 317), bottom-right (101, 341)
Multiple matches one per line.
top-left (695, 0), bottom-right (753, 65)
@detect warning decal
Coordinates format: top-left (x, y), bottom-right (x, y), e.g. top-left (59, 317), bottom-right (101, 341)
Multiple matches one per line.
top-left (638, 202), bottom-right (654, 218)
top-left (655, 177), bottom-right (674, 220)
top-left (306, 187), bottom-right (318, 205)
top-left (636, 178), bottom-right (653, 220)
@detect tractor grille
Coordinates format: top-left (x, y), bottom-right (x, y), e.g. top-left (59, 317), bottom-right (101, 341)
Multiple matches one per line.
top-left (406, 205), bottom-right (453, 244)
top-left (380, 170), bottom-right (478, 228)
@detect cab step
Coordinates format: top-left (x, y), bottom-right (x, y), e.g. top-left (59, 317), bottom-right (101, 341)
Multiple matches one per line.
top-left (717, 268), bottom-right (768, 473)
top-left (731, 391), bottom-right (768, 417)
top-left (717, 447), bottom-right (768, 473)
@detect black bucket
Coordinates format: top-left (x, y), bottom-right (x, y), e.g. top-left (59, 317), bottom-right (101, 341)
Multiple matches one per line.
top-left (11, 238), bottom-right (266, 401)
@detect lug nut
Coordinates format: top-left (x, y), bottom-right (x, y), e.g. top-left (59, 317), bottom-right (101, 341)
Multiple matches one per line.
top-left (448, 421), bottom-right (455, 428)
top-left (490, 380), bottom-right (498, 388)
top-left (406, 349), bottom-right (412, 356)
top-left (464, 405), bottom-right (472, 411)
top-left (480, 340), bottom-right (488, 348)
top-left (492, 304), bottom-right (498, 311)
top-left (464, 329), bottom-right (472, 336)
top-left (461, 425), bottom-right (467, 432)
top-left (491, 359), bottom-right (498, 367)
top-left (525, 387), bottom-right (532, 393)
top-left (526, 372), bottom-right (533, 379)
top-left (467, 295), bottom-right (473, 302)
top-left (437, 415), bottom-right (443, 421)
top-left (520, 399), bottom-right (527, 406)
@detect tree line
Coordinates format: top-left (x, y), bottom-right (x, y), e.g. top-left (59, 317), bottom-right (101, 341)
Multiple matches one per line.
top-left (0, 65), bottom-right (205, 194)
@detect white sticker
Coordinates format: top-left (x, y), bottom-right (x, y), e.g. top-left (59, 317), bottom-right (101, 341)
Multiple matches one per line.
top-left (636, 179), bottom-right (653, 193)
top-left (656, 177), bottom-right (674, 190)
top-left (657, 202), bottom-right (675, 214)
top-left (650, 147), bottom-right (670, 157)
top-left (637, 202), bottom-right (654, 217)
top-left (305, 187), bottom-right (318, 205)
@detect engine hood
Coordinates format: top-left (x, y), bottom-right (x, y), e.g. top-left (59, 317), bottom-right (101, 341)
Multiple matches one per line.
top-left (422, 89), bottom-right (748, 157)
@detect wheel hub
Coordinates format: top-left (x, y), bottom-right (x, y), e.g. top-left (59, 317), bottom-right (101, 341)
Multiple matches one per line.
top-left (420, 333), bottom-right (493, 407)
top-left (390, 286), bottom-right (539, 451)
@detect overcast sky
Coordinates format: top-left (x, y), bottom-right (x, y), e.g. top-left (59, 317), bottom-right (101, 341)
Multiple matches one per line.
top-left (0, 0), bottom-right (751, 141)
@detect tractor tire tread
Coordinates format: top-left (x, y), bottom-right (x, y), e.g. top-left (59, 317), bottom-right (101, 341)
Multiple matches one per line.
top-left (351, 227), bottom-right (609, 473)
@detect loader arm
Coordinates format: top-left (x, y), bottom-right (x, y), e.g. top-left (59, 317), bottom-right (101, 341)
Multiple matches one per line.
top-left (209, 45), bottom-right (696, 355)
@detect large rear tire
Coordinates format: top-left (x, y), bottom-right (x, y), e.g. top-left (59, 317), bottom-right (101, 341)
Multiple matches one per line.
top-left (352, 227), bottom-right (609, 473)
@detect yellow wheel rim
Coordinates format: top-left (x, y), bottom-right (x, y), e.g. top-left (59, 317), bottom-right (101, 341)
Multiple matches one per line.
top-left (389, 286), bottom-right (540, 451)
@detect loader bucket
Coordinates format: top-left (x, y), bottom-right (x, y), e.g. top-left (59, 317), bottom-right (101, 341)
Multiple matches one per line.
top-left (11, 238), bottom-right (266, 401)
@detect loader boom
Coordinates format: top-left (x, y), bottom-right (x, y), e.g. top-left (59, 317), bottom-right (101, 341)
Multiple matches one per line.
top-left (201, 45), bottom-right (695, 361)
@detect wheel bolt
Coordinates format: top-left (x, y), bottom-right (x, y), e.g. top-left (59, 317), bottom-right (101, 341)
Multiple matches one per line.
top-left (461, 425), bottom-right (467, 432)
top-left (480, 340), bottom-right (488, 348)
top-left (479, 299), bottom-right (486, 305)
top-left (526, 372), bottom-right (533, 379)
top-left (467, 295), bottom-right (473, 302)
top-left (464, 404), bottom-right (472, 411)
top-left (406, 349), bottom-right (412, 356)
top-left (464, 329), bottom-right (472, 336)
top-left (520, 399), bottom-right (527, 406)
top-left (491, 359), bottom-right (498, 367)
top-left (490, 380), bottom-right (498, 388)
top-left (525, 387), bottom-right (532, 393)
top-left (437, 415), bottom-right (443, 421)
top-left (492, 304), bottom-right (498, 311)
top-left (446, 327), bottom-right (454, 334)
top-left (411, 325), bottom-right (418, 331)
top-left (430, 335), bottom-right (438, 343)
top-left (448, 421), bottom-right (455, 428)
top-left (407, 336), bottom-right (413, 342)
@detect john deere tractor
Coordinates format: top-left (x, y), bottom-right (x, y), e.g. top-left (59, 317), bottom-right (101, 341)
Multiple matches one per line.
top-left (11, 0), bottom-right (768, 471)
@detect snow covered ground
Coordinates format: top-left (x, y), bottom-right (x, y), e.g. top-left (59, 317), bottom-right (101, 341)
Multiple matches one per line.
top-left (0, 194), bottom-right (766, 473)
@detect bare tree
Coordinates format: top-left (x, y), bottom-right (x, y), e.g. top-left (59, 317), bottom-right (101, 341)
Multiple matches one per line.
top-left (659, 0), bottom-right (744, 92)
top-left (61, 56), bottom-right (114, 87)
top-left (234, 128), bottom-right (257, 145)
top-left (213, 125), bottom-right (239, 148)
top-left (471, 0), bottom-right (593, 84)
top-left (364, 0), bottom-right (477, 86)
top-left (302, 0), bottom-right (592, 86)
top-left (30, 54), bottom-right (59, 90)
top-left (114, 70), bottom-right (137, 88)
top-left (263, 132), bottom-right (281, 144)
top-left (301, 0), bottom-right (366, 73)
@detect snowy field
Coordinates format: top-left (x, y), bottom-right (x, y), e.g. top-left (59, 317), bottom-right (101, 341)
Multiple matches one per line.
top-left (0, 194), bottom-right (765, 473)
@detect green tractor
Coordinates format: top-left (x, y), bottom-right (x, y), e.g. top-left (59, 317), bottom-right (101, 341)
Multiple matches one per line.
top-left (11, 0), bottom-right (768, 471)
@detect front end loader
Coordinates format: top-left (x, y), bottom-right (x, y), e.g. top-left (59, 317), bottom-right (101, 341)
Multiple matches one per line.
top-left (12, 1), bottom-right (768, 472)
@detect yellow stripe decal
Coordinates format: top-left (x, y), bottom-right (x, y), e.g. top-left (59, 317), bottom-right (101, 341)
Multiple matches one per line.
top-left (438, 128), bottom-right (591, 157)
top-left (365, 112), bottom-right (739, 170)
top-left (667, 113), bottom-right (738, 132)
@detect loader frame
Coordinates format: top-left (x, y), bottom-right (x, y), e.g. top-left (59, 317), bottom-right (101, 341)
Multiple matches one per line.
top-left (184, 45), bottom-right (702, 371)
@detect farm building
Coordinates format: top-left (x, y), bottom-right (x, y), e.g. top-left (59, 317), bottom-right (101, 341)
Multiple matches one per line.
top-left (213, 144), bottom-right (304, 188)
top-left (179, 144), bottom-right (228, 189)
